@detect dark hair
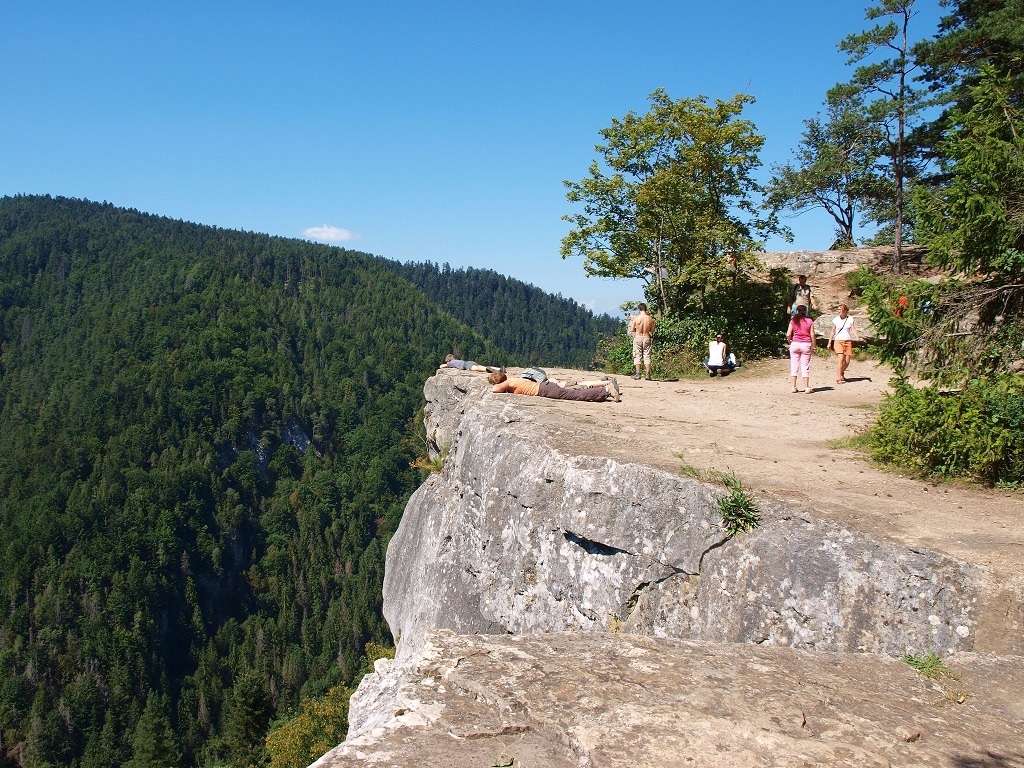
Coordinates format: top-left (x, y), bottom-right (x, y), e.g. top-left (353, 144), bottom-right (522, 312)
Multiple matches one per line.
top-left (638, 303), bottom-right (647, 312)
top-left (488, 371), bottom-right (507, 385)
top-left (795, 304), bottom-right (807, 314)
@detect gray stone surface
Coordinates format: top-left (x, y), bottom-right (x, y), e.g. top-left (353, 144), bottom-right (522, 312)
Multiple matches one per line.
top-left (314, 630), bottom-right (1024, 768)
top-left (385, 375), bottom-right (988, 661)
top-left (758, 246), bottom-right (926, 278)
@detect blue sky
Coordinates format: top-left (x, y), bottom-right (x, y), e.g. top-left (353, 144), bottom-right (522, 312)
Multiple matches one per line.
top-left (2, 1), bottom-right (946, 316)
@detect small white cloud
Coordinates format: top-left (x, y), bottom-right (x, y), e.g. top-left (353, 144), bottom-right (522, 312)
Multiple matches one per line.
top-left (579, 298), bottom-right (597, 312)
top-left (303, 224), bottom-right (358, 243)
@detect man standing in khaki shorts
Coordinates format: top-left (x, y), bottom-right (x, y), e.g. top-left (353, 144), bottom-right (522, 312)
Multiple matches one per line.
top-left (628, 303), bottom-right (655, 380)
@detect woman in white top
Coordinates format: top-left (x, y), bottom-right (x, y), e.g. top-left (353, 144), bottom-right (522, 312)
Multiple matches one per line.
top-left (827, 304), bottom-right (860, 383)
top-left (706, 333), bottom-right (733, 377)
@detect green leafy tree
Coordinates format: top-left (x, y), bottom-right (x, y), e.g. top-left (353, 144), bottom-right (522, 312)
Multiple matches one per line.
top-left (264, 684), bottom-right (352, 768)
top-left (561, 89), bottom-right (785, 314)
top-left (831, 0), bottom-right (929, 270)
top-left (766, 92), bottom-right (888, 248)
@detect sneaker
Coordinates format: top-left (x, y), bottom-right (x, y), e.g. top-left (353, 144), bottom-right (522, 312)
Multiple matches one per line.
top-left (644, 374), bottom-right (652, 381)
top-left (631, 373), bottom-right (641, 380)
top-left (607, 377), bottom-right (621, 402)
top-left (804, 387), bottom-right (813, 394)
top-left (791, 387), bottom-right (799, 393)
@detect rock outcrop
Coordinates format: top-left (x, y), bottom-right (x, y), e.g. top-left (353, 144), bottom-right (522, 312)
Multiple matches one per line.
top-left (758, 246), bottom-right (928, 279)
top-left (313, 373), bottom-right (1023, 767)
top-left (385, 375), bottom-right (984, 659)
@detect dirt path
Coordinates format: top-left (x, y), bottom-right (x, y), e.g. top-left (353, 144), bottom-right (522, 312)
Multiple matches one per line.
top-left (515, 359), bottom-right (1024, 584)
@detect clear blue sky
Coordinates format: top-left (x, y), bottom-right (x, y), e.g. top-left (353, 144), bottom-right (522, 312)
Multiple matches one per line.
top-left (2, 1), bottom-right (945, 317)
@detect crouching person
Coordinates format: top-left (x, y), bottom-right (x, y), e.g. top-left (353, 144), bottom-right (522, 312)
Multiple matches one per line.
top-left (488, 371), bottom-right (619, 403)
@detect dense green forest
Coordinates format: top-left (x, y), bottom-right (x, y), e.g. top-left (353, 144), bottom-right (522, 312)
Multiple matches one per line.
top-left (0, 195), bottom-right (606, 768)
top-left (381, 259), bottom-right (620, 368)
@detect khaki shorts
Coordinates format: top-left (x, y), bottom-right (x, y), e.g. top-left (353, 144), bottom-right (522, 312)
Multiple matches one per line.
top-left (632, 334), bottom-right (652, 366)
top-left (833, 340), bottom-right (853, 356)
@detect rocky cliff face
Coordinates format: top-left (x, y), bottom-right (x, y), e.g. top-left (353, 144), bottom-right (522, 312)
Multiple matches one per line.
top-left (313, 373), bottom-right (1023, 768)
top-left (384, 375), bottom-right (982, 659)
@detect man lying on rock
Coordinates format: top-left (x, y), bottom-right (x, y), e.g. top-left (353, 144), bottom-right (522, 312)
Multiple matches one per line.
top-left (488, 371), bottom-right (620, 402)
top-left (438, 354), bottom-right (503, 374)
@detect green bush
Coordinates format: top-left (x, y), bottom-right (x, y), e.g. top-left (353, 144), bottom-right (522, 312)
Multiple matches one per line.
top-left (597, 272), bottom-right (791, 377)
top-left (871, 376), bottom-right (1024, 486)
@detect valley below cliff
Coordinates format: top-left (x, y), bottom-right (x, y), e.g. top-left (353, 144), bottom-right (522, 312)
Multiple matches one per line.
top-left (316, 364), bottom-right (1024, 768)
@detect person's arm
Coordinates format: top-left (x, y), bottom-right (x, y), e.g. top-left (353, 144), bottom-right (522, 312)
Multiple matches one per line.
top-left (851, 319), bottom-right (860, 341)
top-left (786, 320), bottom-right (794, 343)
top-left (827, 321), bottom-right (835, 347)
top-left (492, 380), bottom-right (513, 394)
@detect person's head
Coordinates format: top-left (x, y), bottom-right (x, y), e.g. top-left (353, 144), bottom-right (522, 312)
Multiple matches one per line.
top-left (838, 303), bottom-right (849, 316)
top-left (797, 274), bottom-right (808, 284)
top-left (638, 302), bottom-right (648, 313)
top-left (715, 333), bottom-right (724, 342)
top-left (794, 304), bottom-right (807, 317)
top-left (488, 371), bottom-right (507, 385)
top-left (445, 353), bottom-right (455, 362)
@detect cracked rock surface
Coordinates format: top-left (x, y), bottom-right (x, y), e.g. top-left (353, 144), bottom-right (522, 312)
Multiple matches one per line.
top-left (384, 374), bottom-right (1009, 661)
top-left (314, 630), bottom-right (1024, 768)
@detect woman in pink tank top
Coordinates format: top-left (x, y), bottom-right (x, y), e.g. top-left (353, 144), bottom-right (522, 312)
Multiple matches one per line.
top-left (786, 305), bottom-right (816, 393)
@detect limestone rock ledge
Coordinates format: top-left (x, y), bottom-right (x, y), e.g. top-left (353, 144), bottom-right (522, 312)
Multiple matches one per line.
top-left (384, 374), bottom-right (992, 662)
top-left (314, 630), bottom-right (1024, 768)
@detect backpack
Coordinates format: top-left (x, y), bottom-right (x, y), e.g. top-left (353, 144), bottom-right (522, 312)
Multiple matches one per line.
top-left (519, 367), bottom-right (548, 383)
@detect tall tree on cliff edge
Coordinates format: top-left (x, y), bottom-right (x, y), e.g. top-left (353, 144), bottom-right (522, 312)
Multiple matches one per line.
top-left (830, 0), bottom-right (929, 272)
top-left (765, 91), bottom-right (889, 248)
top-left (560, 89), bottom-right (786, 315)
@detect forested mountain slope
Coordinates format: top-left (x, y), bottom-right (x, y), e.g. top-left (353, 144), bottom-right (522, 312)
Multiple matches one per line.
top-left (381, 259), bottom-right (620, 368)
top-left (0, 194), bottom-right (553, 767)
